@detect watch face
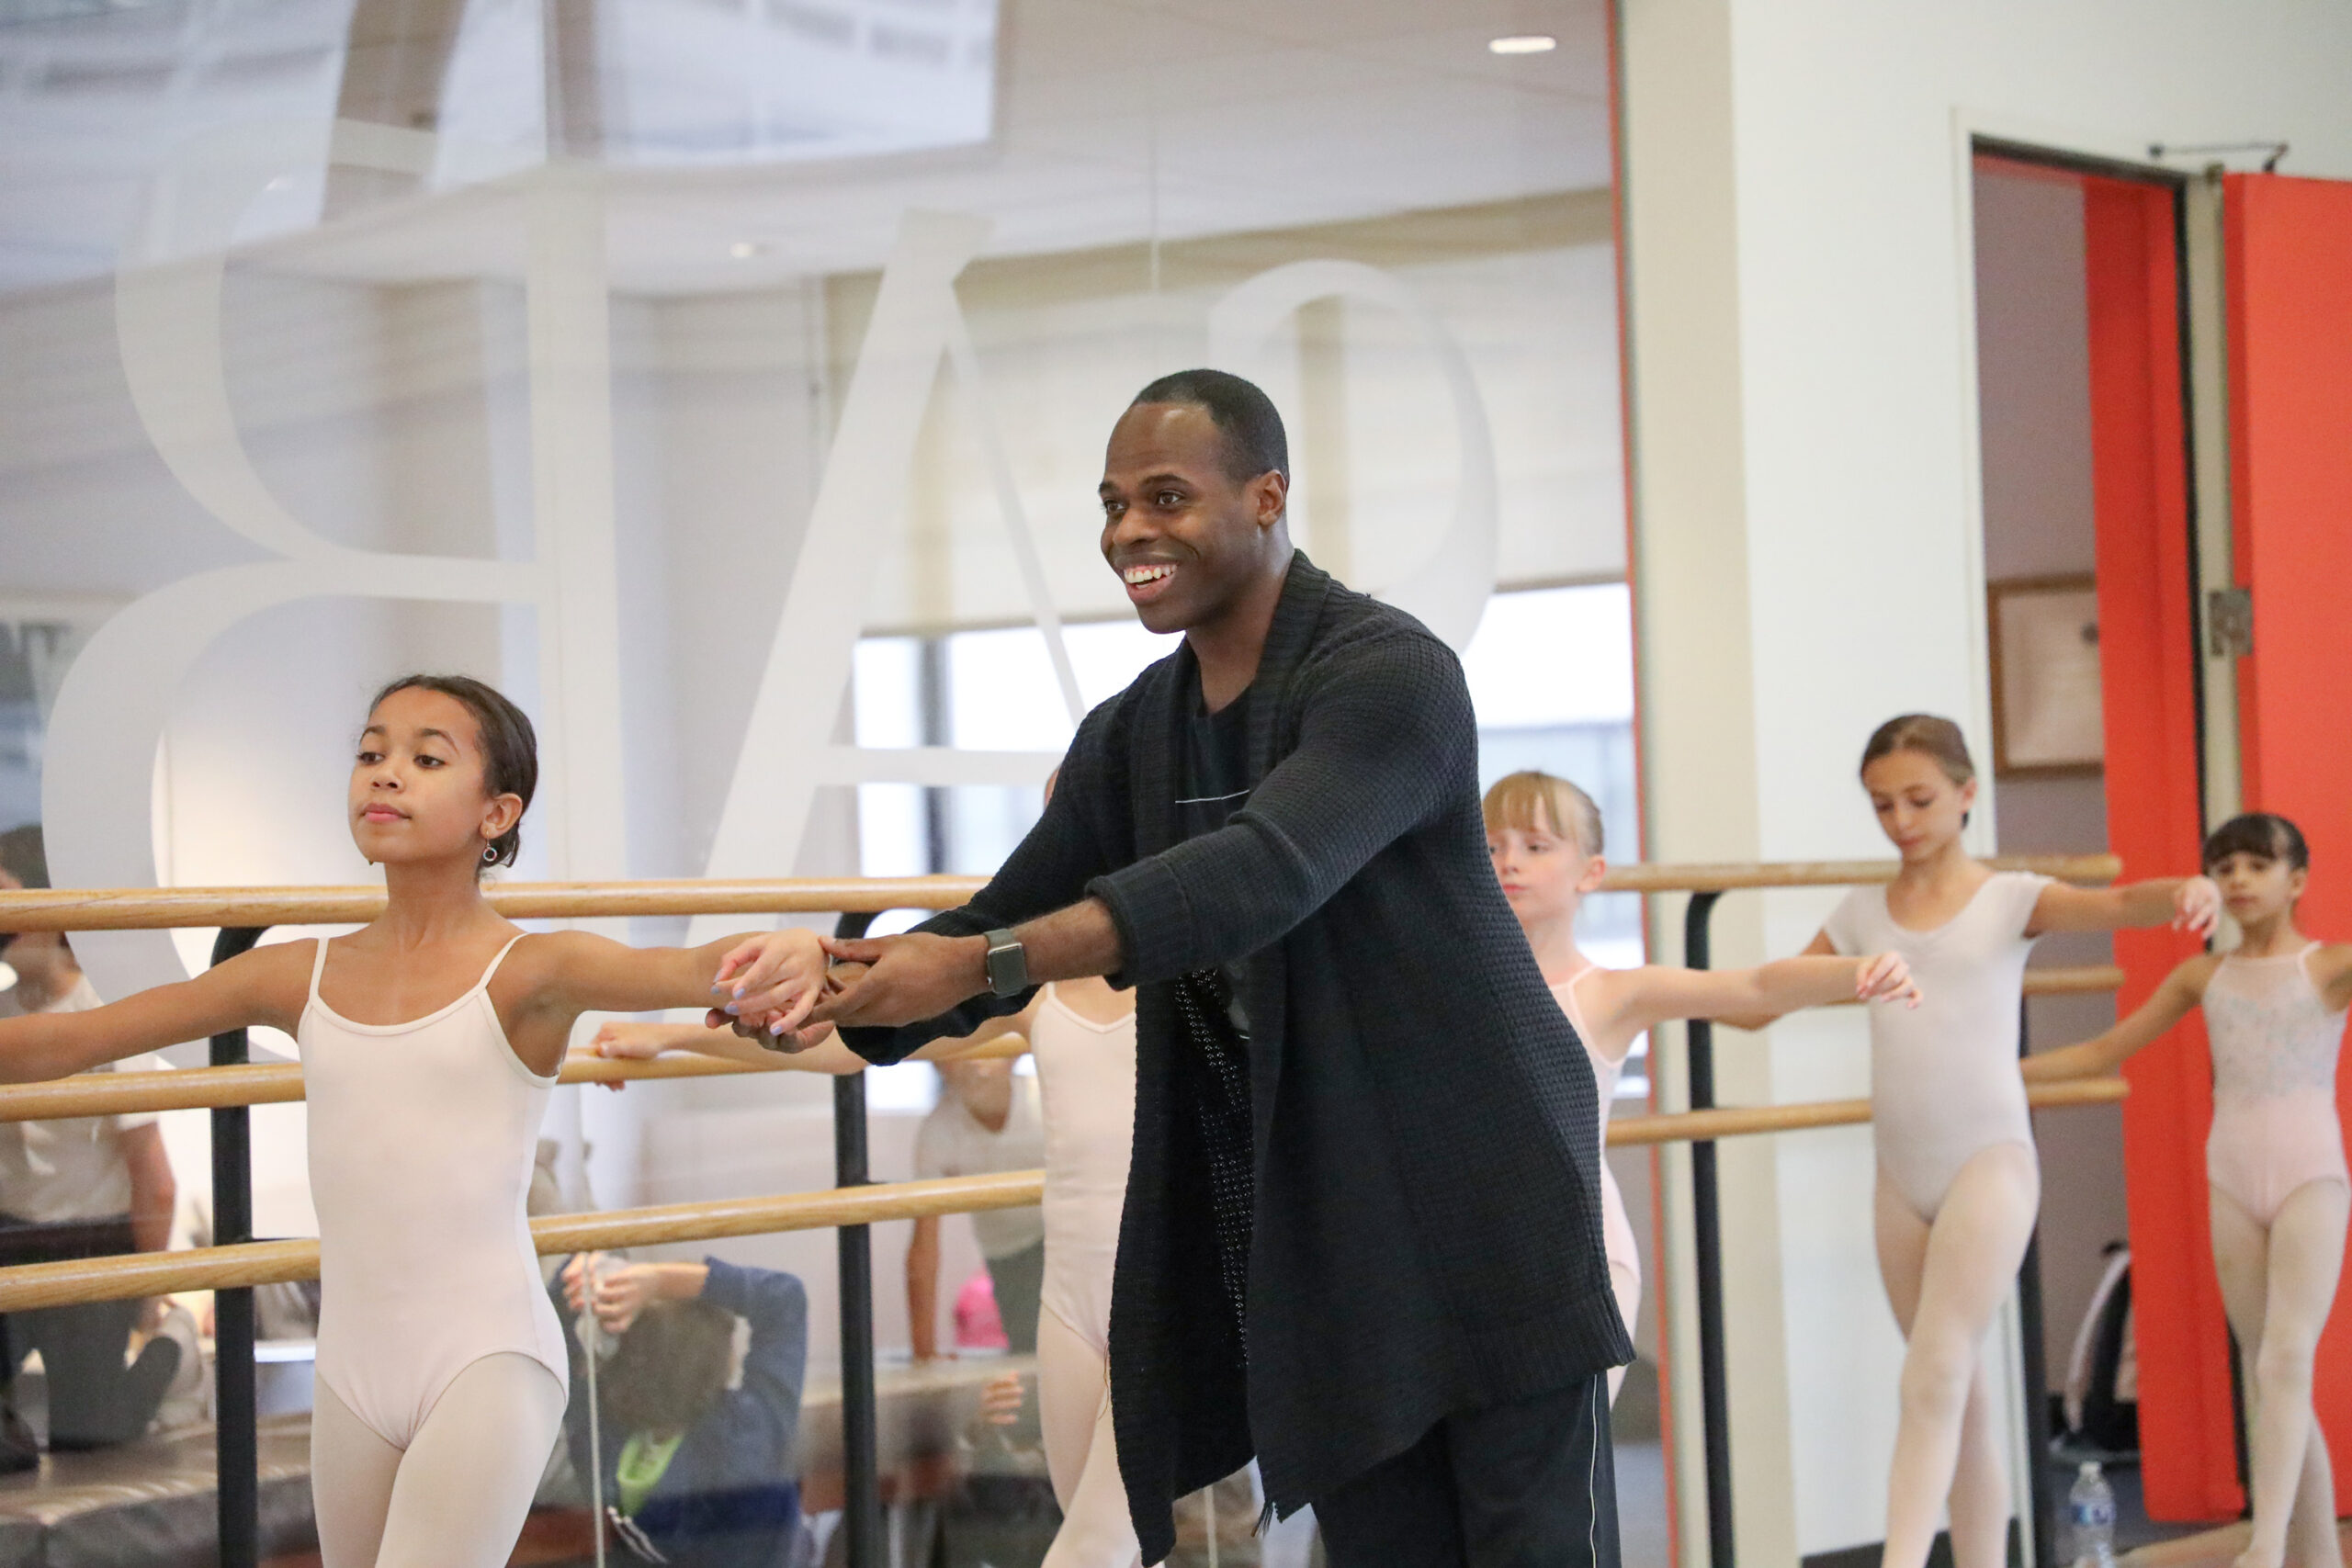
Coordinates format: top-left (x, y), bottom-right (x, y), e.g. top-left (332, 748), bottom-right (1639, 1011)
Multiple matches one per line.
top-left (987, 937), bottom-right (1024, 994)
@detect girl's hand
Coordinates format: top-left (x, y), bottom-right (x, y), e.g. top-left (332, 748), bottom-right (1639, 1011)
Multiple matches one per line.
top-left (710, 930), bottom-right (831, 1039)
top-left (2175, 875), bottom-right (2222, 940)
top-left (561, 1251), bottom-right (612, 1314)
top-left (1858, 953), bottom-right (1922, 1010)
top-left (590, 1021), bottom-right (672, 1060)
top-left (565, 1255), bottom-right (659, 1335)
top-left (979, 1371), bottom-right (1025, 1427)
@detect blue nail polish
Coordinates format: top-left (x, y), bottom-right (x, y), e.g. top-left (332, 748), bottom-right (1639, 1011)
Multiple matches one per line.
top-left (724, 1003), bottom-right (740, 1015)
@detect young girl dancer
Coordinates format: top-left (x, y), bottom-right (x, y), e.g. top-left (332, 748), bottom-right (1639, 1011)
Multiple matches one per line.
top-left (2027, 813), bottom-right (2346, 1568)
top-left (1798, 715), bottom-right (2219, 1568)
top-left (0, 675), bottom-right (830, 1568)
top-left (596, 976), bottom-right (1148, 1568)
top-left (1481, 770), bottom-right (1923, 1401)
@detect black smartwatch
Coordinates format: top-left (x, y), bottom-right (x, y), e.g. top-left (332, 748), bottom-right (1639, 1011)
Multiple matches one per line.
top-left (982, 929), bottom-right (1028, 998)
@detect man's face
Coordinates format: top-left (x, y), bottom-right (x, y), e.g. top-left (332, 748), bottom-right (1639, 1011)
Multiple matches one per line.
top-left (1098, 402), bottom-right (1285, 636)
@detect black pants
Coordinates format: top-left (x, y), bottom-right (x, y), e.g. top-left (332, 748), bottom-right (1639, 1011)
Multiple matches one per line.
top-left (1315, 1373), bottom-right (1620, 1568)
top-left (0, 1214), bottom-right (174, 1449)
top-left (982, 1240), bottom-right (1045, 1356)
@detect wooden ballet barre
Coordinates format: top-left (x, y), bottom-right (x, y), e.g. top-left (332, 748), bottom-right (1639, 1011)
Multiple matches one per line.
top-left (0, 963), bottom-right (2117, 1123)
top-left (0, 1081), bottom-right (2131, 1312)
top-left (1791, 964), bottom-right (2124, 1011)
top-left (0, 854), bottom-right (2120, 933)
top-left (0, 1171), bottom-right (1049, 1311)
top-left (2022, 964), bottom-right (2127, 997)
top-left (1605, 1076), bottom-right (2129, 1148)
top-left (0, 1033), bottom-right (1035, 1123)
top-left (1589, 852), bottom-right (2119, 895)
top-left (0, 875), bottom-right (989, 933)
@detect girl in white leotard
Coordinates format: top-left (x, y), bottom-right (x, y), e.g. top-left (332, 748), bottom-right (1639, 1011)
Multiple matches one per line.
top-left (1480, 771), bottom-right (1922, 1403)
top-left (2030, 813), bottom-right (2350, 1568)
top-left (0, 676), bottom-right (831, 1568)
top-left (599, 978), bottom-right (1151, 1568)
top-left (1795, 715), bottom-right (2218, 1568)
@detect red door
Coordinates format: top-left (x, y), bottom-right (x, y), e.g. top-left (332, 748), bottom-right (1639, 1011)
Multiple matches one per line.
top-left (2104, 171), bottom-right (2352, 1519)
top-left (2225, 170), bottom-right (2352, 1495)
top-left (2082, 171), bottom-right (2236, 1521)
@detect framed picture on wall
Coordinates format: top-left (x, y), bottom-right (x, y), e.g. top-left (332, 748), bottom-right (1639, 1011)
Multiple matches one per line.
top-left (1988, 575), bottom-right (2103, 777)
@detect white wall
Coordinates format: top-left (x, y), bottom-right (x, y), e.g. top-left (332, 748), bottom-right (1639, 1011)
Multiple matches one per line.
top-left (1621, 1), bottom-right (2352, 1559)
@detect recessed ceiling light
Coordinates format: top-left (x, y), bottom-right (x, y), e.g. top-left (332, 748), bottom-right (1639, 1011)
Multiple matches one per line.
top-left (729, 241), bottom-right (766, 260)
top-left (1488, 34), bottom-right (1556, 55)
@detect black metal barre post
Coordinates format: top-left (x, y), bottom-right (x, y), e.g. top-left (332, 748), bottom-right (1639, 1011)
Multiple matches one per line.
top-left (2017, 1001), bottom-right (2056, 1568)
top-left (209, 925), bottom-right (266, 1568)
top-left (1681, 892), bottom-right (1736, 1568)
top-left (831, 911), bottom-right (882, 1568)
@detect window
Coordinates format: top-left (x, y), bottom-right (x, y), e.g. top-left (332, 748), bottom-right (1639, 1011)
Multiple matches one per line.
top-left (851, 581), bottom-right (1645, 1095)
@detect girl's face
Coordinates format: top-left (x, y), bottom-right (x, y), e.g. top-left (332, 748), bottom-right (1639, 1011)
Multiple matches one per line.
top-left (348, 686), bottom-right (520, 869)
top-left (2207, 849), bottom-right (2305, 926)
top-left (1487, 803), bottom-right (1605, 929)
top-left (1860, 750), bottom-right (1974, 863)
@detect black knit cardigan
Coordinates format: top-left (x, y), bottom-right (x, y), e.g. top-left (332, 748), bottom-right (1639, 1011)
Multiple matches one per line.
top-left (842, 556), bottom-right (1631, 1561)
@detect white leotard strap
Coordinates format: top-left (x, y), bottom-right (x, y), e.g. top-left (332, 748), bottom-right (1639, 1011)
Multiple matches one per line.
top-left (1558, 964), bottom-right (1603, 1046)
top-left (474, 934), bottom-right (528, 995)
top-left (308, 937), bottom-right (331, 1008)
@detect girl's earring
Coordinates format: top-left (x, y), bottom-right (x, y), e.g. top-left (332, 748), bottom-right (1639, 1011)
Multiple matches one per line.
top-left (482, 844), bottom-right (500, 865)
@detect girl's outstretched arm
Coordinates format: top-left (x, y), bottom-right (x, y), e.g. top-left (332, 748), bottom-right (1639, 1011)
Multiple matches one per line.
top-left (2030, 875), bottom-right (2221, 939)
top-left (587, 992), bottom-right (1041, 1075)
top-left (1604, 953), bottom-right (1919, 1042)
top-left (2020, 954), bottom-right (2213, 1082)
top-left (0, 942), bottom-right (305, 1083)
top-left (530, 929), bottom-right (832, 1043)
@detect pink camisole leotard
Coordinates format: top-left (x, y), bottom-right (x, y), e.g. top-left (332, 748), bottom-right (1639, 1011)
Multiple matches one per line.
top-left (1031, 985), bottom-right (1138, 1359)
top-left (1551, 968), bottom-right (1641, 1329)
top-left (2203, 943), bottom-right (2350, 1226)
top-left (298, 936), bottom-right (569, 1449)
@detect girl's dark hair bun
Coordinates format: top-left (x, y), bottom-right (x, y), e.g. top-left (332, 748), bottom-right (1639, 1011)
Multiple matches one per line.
top-left (2202, 812), bottom-right (2309, 874)
top-left (368, 675), bottom-right (538, 874)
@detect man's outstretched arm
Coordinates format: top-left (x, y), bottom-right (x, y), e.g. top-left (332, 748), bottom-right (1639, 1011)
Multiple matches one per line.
top-left (808, 898), bottom-right (1123, 1032)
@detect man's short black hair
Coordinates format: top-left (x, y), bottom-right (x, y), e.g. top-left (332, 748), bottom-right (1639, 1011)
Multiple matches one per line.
top-left (1130, 368), bottom-right (1289, 484)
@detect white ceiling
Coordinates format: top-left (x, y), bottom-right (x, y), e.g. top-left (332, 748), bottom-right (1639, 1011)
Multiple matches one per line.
top-left (1, 0), bottom-right (1611, 295)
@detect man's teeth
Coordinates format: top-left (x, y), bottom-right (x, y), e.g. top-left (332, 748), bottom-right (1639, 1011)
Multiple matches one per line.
top-left (1124, 565), bottom-right (1175, 585)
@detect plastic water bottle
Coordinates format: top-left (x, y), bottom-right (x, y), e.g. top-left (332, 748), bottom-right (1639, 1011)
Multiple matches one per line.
top-left (2068, 1460), bottom-right (2118, 1568)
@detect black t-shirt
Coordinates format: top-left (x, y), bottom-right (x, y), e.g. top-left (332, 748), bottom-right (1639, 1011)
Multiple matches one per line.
top-left (1180, 682), bottom-right (1255, 1032)
top-left (1176, 674), bottom-right (1258, 1338)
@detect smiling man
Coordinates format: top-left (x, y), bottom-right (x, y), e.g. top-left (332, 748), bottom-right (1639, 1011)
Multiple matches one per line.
top-left (804, 369), bottom-right (1630, 1566)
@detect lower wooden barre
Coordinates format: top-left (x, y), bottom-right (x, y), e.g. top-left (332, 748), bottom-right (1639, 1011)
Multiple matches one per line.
top-left (0, 1079), bottom-right (2129, 1312)
top-left (1607, 1076), bottom-right (2128, 1148)
top-left (0, 1171), bottom-right (1050, 1312)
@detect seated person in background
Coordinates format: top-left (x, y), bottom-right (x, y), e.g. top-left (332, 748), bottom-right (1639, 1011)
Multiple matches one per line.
top-left (556, 1252), bottom-right (811, 1568)
top-left (910, 1057), bottom-right (1046, 1359)
top-left (0, 829), bottom-right (179, 1452)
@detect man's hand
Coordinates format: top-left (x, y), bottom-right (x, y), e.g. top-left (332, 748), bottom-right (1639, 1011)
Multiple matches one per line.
top-left (804, 932), bottom-right (989, 1031)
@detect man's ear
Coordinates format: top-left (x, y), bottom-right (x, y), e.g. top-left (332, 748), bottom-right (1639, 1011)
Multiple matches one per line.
top-left (1255, 470), bottom-right (1288, 532)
